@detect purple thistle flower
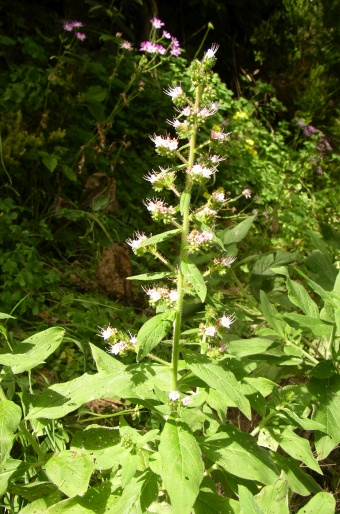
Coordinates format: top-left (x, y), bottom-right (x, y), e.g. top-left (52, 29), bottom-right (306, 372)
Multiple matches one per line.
top-left (303, 125), bottom-right (318, 137)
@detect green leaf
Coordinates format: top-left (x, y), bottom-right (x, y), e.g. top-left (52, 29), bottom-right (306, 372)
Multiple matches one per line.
top-left (18, 492), bottom-right (62, 514)
top-left (194, 477), bottom-right (241, 514)
top-left (159, 418), bottom-right (204, 514)
top-left (137, 311), bottom-right (176, 361)
top-left (0, 458), bottom-right (24, 497)
top-left (199, 425), bottom-right (279, 485)
top-left (26, 371), bottom-right (132, 419)
top-left (0, 401), bottom-right (22, 467)
top-left (0, 313), bottom-right (15, 319)
top-left (42, 154), bottom-right (58, 173)
top-left (127, 271), bottom-right (174, 281)
top-left (0, 327), bottom-right (65, 374)
top-left (112, 469), bottom-right (159, 514)
top-left (90, 343), bottom-right (125, 374)
top-left (184, 350), bottom-right (251, 419)
top-left (84, 85), bottom-right (107, 103)
top-left (254, 472), bottom-right (289, 514)
top-left (138, 229), bottom-right (181, 248)
top-left (270, 452), bottom-right (321, 496)
top-left (121, 451), bottom-right (138, 488)
top-left (260, 291), bottom-right (287, 337)
top-left (309, 375), bottom-right (340, 458)
top-left (284, 313), bottom-right (332, 337)
top-left (43, 481), bottom-right (112, 513)
top-left (269, 428), bottom-right (322, 474)
top-left (295, 269), bottom-right (335, 306)
top-left (227, 337), bottom-right (276, 357)
top-left (181, 258), bottom-right (207, 302)
top-left (44, 450), bottom-right (94, 497)
top-left (71, 426), bottom-right (125, 471)
top-left (296, 491), bottom-right (336, 514)
top-left (238, 485), bottom-right (264, 514)
top-left (286, 277), bottom-right (319, 318)
top-left (219, 216), bottom-right (255, 246)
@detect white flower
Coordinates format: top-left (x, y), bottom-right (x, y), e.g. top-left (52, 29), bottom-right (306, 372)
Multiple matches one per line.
top-left (221, 256), bottom-right (237, 267)
top-left (126, 232), bottom-right (148, 253)
top-left (164, 86), bottom-right (183, 99)
top-left (211, 130), bottom-right (231, 141)
top-left (182, 396), bottom-right (191, 406)
top-left (205, 325), bottom-right (217, 337)
top-left (109, 341), bottom-right (127, 355)
top-left (211, 191), bottom-right (226, 203)
top-left (146, 288), bottom-right (162, 303)
top-left (99, 325), bottom-right (116, 340)
top-left (169, 290), bottom-right (179, 302)
top-left (169, 390), bottom-right (181, 401)
top-left (129, 333), bottom-right (137, 345)
top-left (191, 164), bottom-right (215, 179)
top-left (205, 43), bottom-right (219, 59)
top-left (220, 313), bottom-right (236, 329)
top-left (181, 106), bottom-right (191, 116)
top-left (150, 134), bottom-right (178, 151)
top-left (196, 206), bottom-right (217, 218)
top-left (199, 103), bottom-right (219, 118)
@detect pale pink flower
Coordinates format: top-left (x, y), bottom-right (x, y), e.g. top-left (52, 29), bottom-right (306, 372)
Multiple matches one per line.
top-left (163, 30), bottom-right (171, 39)
top-left (243, 188), bottom-right (252, 199)
top-left (120, 40), bottom-right (133, 51)
top-left (164, 86), bottom-right (184, 99)
top-left (211, 130), bottom-right (230, 141)
top-left (151, 17), bottom-right (165, 29)
top-left (169, 290), bottom-right (179, 302)
top-left (109, 341), bottom-right (127, 355)
top-left (211, 191), bottom-right (226, 203)
top-left (144, 287), bottom-right (162, 303)
top-left (199, 103), bottom-right (219, 118)
top-left (63, 21), bottom-right (74, 31)
top-left (182, 396), bottom-right (191, 407)
top-left (75, 32), bottom-right (86, 41)
top-left (220, 313), bottom-right (236, 328)
top-left (205, 325), bottom-right (217, 337)
top-left (150, 134), bottom-right (178, 151)
top-left (191, 164), bottom-right (215, 179)
top-left (140, 41), bottom-right (158, 53)
top-left (181, 106), bottom-right (191, 116)
top-left (126, 232), bottom-right (148, 253)
top-left (169, 390), bottom-right (181, 401)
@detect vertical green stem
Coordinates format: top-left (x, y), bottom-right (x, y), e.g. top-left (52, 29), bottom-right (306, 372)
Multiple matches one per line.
top-left (171, 84), bottom-right (203, 391)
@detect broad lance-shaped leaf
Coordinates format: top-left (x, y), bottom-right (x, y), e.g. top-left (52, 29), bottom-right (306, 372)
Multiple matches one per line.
top-left (111, 469), bottom-right (158, 514)
top-left (44, 449), bottom-right (94, 497)
top-left (309, 375), bottom-right (340, 458)
top-left (138, 229), bottom-right (181, 248)
top-left (181, 258), bottom-right (207, 303)
top-left (183, 350), bottom-right (251, 419)
top-left (137, 311), bottom-right (176, 361)
top-left (260, 290), bottom-right (287, 338)
top-left (127, 271), bottom-right (174, 281)
top-left (26, 371), bottom-right (132, 420)
top-left (199, 425), bottom-right (279, 485)
top-left (254, 472), bottom-right (289, 514)
top-left (0, 327), bottom-right (65, 374)
top-left (238, 485), bottom-right (264, 514)
top-left (286, 277), bottom-right (319, 318)
top-left (0, 400), bottom-right (22, 467)
top-left (269, 427), bottom-right (322, 474)
top-left (159, 418), bottom-right (204, 514)
top-left (219, 215), bottom-right (255, 246)
top-left (296, 491), bottom-right (336, 514)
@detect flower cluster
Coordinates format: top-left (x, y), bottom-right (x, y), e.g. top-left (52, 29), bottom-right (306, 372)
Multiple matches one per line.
top-left (187, 230), bottom-right (214, 252)
top-left (62, 20), bottom-right (86, 41)
top-left (144, 198), bottom-right (176, 223)
top-left (143, 286), bottom-right (178, 307)
top-left (297, 119), bottom-right (333, 175)
top-left (150, 134), bottom-right (179, 157)
top-left (212, 255), bottom-right (237, 275)
top-left (202, 313), bottom-right (236, 338)
top-left (99, 325), bottom-right (137, 357)
top-left (143, 168), bottom-right (177, 192)
top-left (139, 18), bottom-right (181, 57)
top-left (126, 232), bottom-right (149, 255)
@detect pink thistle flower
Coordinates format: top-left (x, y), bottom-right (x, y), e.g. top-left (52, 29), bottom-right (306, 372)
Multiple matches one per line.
top-left (151, 17), bottom-right (165, 29)
top-left (243, 188), bottom-right (252, 199)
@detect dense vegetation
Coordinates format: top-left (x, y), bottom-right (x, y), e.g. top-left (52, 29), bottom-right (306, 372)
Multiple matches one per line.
top-left (0, 1), bottom-right (339, 512)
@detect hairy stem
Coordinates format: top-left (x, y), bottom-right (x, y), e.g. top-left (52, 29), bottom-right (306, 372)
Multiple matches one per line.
top-left (171, 84), bottom-right (202, 391)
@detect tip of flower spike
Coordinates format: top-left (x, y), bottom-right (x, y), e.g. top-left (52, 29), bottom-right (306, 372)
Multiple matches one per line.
top-left (204, 43), bottom-right (219, 60)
